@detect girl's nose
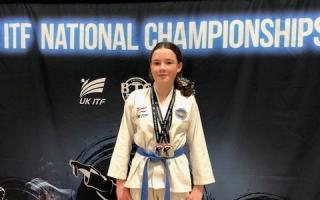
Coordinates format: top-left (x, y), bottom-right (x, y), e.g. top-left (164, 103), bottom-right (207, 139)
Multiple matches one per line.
top-left (160, 62), bottom-right (166, 69)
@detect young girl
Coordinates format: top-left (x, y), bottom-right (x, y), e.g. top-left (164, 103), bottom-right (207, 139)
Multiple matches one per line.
top-left (108, 42), bottom-right (215, 200)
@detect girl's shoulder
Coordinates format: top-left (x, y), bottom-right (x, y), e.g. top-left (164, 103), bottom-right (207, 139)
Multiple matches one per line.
top-left (125, 87), bottom-right (151, 104)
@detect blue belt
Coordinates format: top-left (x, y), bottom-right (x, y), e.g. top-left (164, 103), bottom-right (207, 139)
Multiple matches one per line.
top-left (136, 146), bottom-right (185, 200)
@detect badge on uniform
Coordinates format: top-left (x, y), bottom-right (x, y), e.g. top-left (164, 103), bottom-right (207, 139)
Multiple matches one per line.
top-left (155, 144), bottom-right (174, 158)
top-left (175, 108), bottom-right (187, 120)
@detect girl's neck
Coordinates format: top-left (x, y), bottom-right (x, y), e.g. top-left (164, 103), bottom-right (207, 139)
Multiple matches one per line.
top-left (154, 82), bottom-right (173, 103)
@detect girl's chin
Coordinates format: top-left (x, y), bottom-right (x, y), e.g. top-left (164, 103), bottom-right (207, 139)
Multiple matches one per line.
top-left (156, 79), bottom-right (170, 84)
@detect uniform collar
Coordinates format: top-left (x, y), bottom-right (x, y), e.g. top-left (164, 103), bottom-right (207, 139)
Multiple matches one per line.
top-left (152, 84), bottom-right (174, 106)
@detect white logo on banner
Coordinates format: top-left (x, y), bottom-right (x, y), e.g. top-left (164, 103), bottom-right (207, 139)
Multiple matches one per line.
top-left (121, 77), bottom-right (151, 101)
top-left (0, 187), bottom-right (6, 200)
top-left (79, 78), bottom-right (106, 106)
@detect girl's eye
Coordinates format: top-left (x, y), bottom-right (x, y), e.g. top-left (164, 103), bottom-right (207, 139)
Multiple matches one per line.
top-left (151, 60), bottom-right (176, 65)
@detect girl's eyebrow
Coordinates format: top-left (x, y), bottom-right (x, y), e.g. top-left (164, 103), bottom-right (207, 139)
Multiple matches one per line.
top-left (152, 58), bottom-right (175, 61)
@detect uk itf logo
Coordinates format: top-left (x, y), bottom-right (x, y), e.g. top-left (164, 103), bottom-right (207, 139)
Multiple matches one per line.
top-left (121, 77), bottom-right (151, 101)
top-left (79, 78), bottom-right (106, 106)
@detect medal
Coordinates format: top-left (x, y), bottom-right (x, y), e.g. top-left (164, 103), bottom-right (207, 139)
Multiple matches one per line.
top-left (155, 144), bottom-right (164, 157)
top-left (163, 144), bottom-right (174, 158)
top-left (154, 143), bottom-right (174, 158)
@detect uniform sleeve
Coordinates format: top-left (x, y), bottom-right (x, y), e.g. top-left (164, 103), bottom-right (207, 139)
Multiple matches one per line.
top-left (107, 93), bottom-right (135, 180)
top-left (187, 96), bottom-right (215, 185)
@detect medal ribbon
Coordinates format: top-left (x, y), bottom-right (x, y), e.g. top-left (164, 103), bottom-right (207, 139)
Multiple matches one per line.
top-left (150, 85), bottom-right (176, 144)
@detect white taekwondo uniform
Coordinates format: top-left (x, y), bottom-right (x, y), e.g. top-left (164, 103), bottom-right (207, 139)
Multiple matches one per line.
top-left (107, 86), bottom-right (215, 199)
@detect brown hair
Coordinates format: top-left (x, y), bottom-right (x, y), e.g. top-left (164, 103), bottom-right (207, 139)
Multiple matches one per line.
top-left (149, 42), bottom-right (194, 97)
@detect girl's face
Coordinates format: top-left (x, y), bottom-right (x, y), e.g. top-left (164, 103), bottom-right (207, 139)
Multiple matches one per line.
top-left (150, 47), bottom-right (182, 87)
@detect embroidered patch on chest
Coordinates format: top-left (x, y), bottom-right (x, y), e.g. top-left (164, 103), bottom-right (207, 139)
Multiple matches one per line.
top-left (137, 106), bottom-right (148, 118)
top-left (175, 108), bottom-right (187, 120)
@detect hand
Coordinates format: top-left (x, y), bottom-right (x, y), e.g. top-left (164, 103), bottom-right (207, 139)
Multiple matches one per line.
top-left (116, 179), bottom-right (133, 200)
top-left (185, 185), bottom-right (203, 200)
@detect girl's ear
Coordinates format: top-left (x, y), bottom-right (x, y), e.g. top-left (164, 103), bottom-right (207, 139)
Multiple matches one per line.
top-left (177, 62), bottom-right (183, 73)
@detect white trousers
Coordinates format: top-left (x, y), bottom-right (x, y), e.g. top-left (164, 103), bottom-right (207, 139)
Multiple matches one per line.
top-left (130, 188), bottom-right (189, 200)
